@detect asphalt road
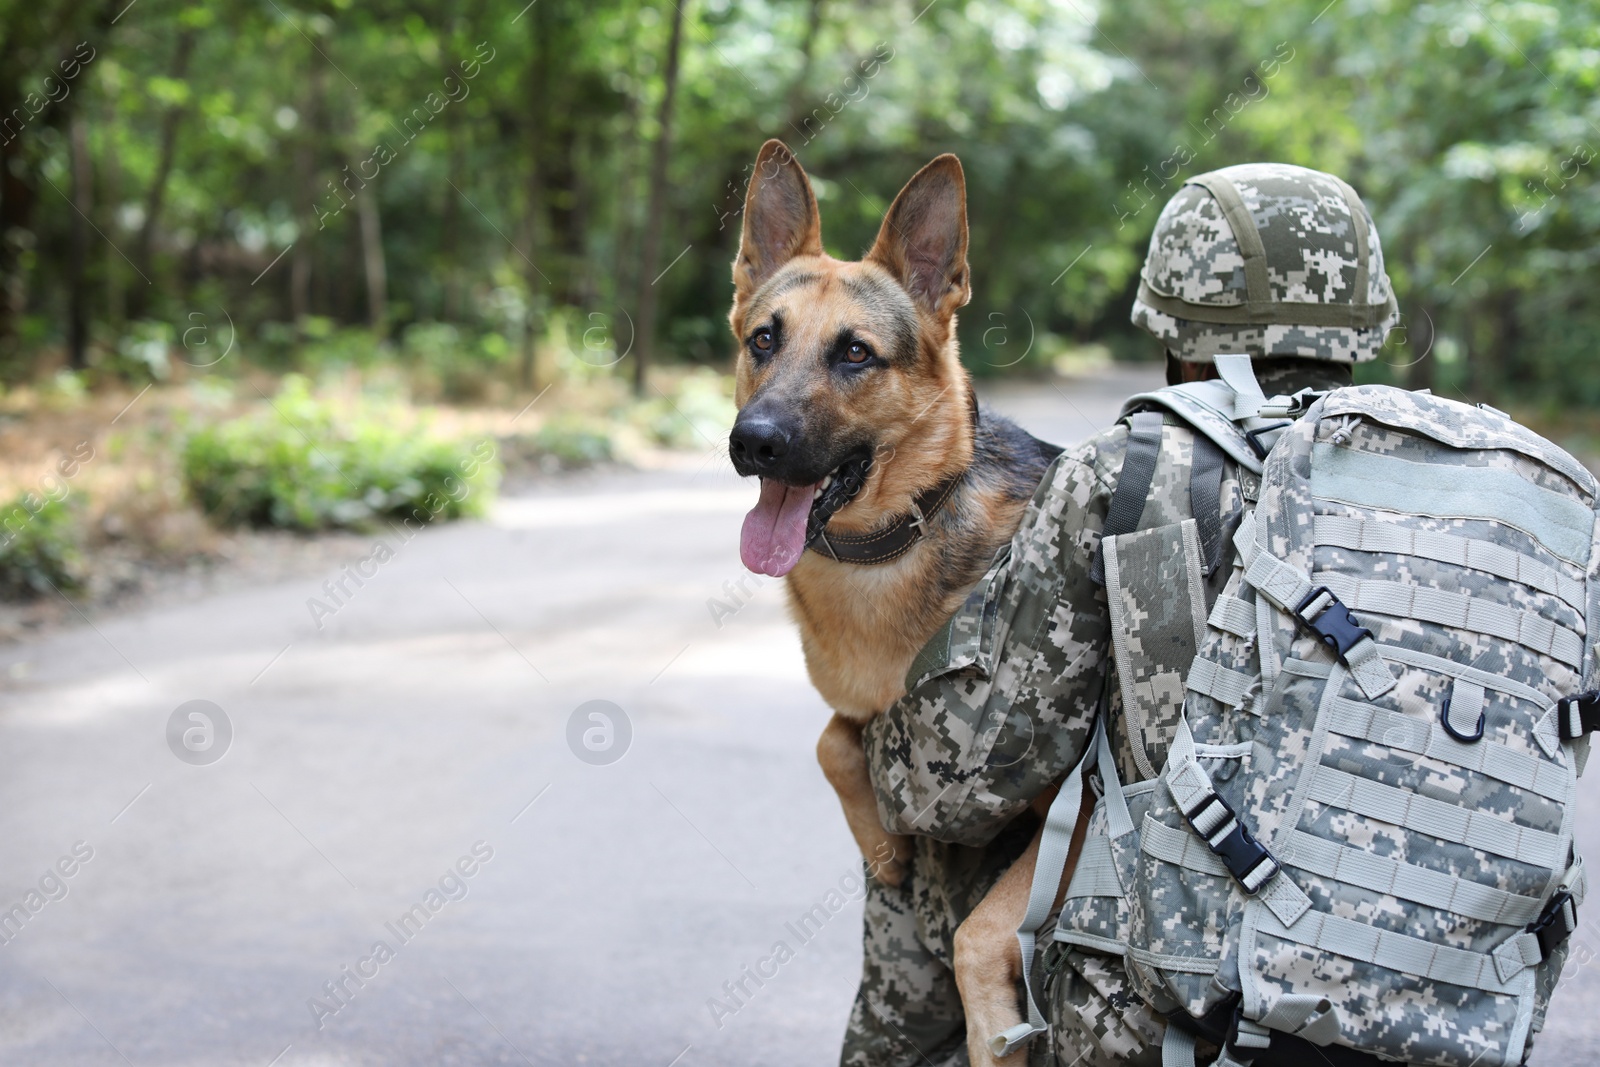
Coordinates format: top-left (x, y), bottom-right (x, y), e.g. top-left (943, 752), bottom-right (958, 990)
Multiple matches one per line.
top-left (0, 365), bottom-right (1596, 1065)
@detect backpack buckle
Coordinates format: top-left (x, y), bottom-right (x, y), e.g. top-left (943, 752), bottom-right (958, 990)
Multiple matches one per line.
top-left (1181, 789), bottom-right (1280, 895)
top-left (1556, 691), bottom-right (1600, 741)
top-left (1528, 889), bottom-right (1578, 960)
top-left (1243, 421), bottom-right (1292, 459)
top-left (1292, 587), bottom-right (1373, 659)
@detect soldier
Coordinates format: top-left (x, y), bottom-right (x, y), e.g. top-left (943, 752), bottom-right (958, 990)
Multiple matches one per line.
top-left (841, 163), bottom-right (1400, 1067)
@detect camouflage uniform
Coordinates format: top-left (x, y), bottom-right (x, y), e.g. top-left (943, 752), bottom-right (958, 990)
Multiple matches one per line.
top-left (844, 164), bottom-right (1397, 1067)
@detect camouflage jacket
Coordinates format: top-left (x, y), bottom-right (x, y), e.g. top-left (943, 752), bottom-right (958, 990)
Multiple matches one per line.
top-left (864, 361), bottom-right (1348, 846)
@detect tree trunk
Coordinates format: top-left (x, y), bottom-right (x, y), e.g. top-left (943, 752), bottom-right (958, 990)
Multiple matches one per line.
top-left (67, 113), bottom-right (91, 369)
top-left (0, 95), bottom-right (36, 361)
top-left (632, 0), bottom-right (687, 397)
top-left (783, 0), bottom-right (827, 127)
top-left (610, 88), bottom-right (641, 308)
top-left (101, 97), bottom-right (124, 333)
top-left (443, 115), bottom-right (461, 321)
top-left (519, 0), bottom-right (551, 391)
top-left (130, 27), bottom-right (196, 316)
top-left (290, 59), bottom-right (325, 336)
top-left (357, 186), bottom-right (387, 336)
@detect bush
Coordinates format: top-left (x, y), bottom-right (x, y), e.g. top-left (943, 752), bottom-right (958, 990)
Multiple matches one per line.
top-left (0, 493), bottom-right (86, 599)
top-left (631, 368), bottom-right (737, 449)
top-left (401, 322), bottom-right (510, 402)
top-left (182, 376), bottom-right (500, 531)
top-left (532, 414), bottom-right (614, 466)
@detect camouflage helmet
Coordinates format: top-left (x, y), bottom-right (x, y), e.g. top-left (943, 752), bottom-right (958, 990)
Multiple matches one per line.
top-left (1130, 163), bottom-right (1398, 363)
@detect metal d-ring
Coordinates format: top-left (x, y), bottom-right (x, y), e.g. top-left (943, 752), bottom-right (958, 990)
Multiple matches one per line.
top-left (1440, 696), bottom-right (1486, 744)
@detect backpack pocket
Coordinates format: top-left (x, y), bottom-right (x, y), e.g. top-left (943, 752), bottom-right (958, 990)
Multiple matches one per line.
top-left (1054, 779), bottom-right (1158, 956)
top-left (1126, 736), bottom-right (1253, 1019)
top-left (1239, 651), bottom-right (1578, 1067)
top-left (1102, 520), bottom-right (1211, 779)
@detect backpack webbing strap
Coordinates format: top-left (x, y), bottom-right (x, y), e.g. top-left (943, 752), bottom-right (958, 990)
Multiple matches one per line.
top-left (996, 717), bottom-right (1133, 1058)
top-left (993, 717), bottom-right (1104, 1058)
top-left (1233, 515), bottom-right (1397, 700)
top-left (1163, 722), bottom-right (1310, 926)
top-left (1256, 908), bottom-right (1542, 993)
top-left (1214, 354), bottom-right (1302, 459)
top-left (1090, 411), bottom-right (1166, 585)
top-left (1190, 433), bottom-right (1228, 576)
top-left (1170, 760), bottom-right (1280, 895)
top-left (1162, 1025), bottom-right (1198, 1067)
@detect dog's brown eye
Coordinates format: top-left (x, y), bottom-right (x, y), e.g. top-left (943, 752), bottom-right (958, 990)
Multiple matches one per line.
top-left (752, 328), bottom-right (773, 352)
top-left (845, 342), bottom-right (871, 364)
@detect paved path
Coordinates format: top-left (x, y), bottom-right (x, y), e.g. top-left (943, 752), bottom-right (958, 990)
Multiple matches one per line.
top-left (0, 365), bottom-right (1594, 1065)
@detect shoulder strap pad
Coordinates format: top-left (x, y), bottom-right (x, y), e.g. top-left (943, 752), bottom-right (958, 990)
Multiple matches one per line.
top-left (1122, 381), bottom-right (1264, 475)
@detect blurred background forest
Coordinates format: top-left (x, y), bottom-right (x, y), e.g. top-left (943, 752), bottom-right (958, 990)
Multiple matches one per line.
top-left (1, 0), bottom-right (1598, 604)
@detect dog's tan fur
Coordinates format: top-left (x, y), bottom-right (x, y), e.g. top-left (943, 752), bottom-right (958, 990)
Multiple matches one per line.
top-left (728, 140), bottom-right (1076, 1064)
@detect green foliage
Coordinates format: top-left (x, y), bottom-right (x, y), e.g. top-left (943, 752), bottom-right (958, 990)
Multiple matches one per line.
top-left (530, 414), bottom-right (614, 467)
top-left (5, 0), bottom-right (1600, 408)
top-left (0, 493), bottom-right (86, 599)
top-left (401, 321), bottom-right (511, 401)
top-left (630, 367), bottom-right (736, 449)
top-left (181, 376), bottom-right (499, 530)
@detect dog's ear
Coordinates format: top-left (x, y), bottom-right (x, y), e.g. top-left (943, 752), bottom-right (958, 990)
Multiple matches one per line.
top-left (732, 140), bottom-right (823, 296)
top-left (866, 155), bottom-right (970, 321)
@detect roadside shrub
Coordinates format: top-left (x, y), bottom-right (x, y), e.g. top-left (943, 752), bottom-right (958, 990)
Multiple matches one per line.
top-left (532, 414), bottom-right (614, 466)
top-left (401, 322), bottom-right (510, 402)
top-left (182, 376), bottom-right (499, 531)
top-left (0, 493), bottom-right (86, 599)
top-left (631, 368), bottom-right (737, 449)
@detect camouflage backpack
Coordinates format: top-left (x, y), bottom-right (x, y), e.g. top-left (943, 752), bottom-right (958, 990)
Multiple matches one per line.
top-left (1008, 355), bottom-right (1597, 1067)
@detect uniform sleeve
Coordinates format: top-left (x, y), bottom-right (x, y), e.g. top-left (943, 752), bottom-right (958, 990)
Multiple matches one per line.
top-left (863, 430), bottom-right (1124, 848)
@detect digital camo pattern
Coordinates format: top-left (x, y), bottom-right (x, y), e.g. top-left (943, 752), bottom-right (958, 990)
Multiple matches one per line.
top-left (1129, 300), bottom-right (1389, 366)
top-left (1319, 385), bottom-right (1597, 498)
top-left (842, 862), bottom-right (968, 1067)
top-left (1125, 384), bottom-right (1599, 1066)
top-left (860, 369), bottom-right (1349, 1065)
top-left (866, 420), bottom-right (1231, 841)
top-left (1130, 163), bottom-right (1399, 363)
top-left (1104, 522), bottom-right (1207, 779)
top-left (841, 822), bottom-right (1048, 1067)
top-left (1045, 946), bottom-right (1165, 1067)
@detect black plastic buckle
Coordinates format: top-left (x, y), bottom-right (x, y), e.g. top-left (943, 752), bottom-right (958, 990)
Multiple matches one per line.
top-left (1528, 889), bottom-right (1577, 960)
top-left (1244, 421), bottom-right (1293, 459)
top-left (1556, 691), bottom-right (1600, 742)
top-left (1293, 587), bottom-right (1373, 660)
top-left (1182, 791), bottom-right (1280, 895)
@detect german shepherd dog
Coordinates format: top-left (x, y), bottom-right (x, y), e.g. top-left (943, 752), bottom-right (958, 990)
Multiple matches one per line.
top-left (727, 139), bottom-right (1067, 1064)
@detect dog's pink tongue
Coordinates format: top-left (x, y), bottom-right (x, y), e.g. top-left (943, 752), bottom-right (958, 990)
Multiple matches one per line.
top-left (741, 477), bottom-right (819, 577)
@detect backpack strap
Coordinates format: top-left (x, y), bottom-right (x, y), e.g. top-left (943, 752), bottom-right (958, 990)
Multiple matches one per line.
top-left (1121, 353), bottom-right (1321, 478)
top-left (992, 715), bottom-right (1115, 1057)
top-left (1089, 411), bottom-right (1166, 585)
top-left (1123, 381), bottom-right (1263, 475)
top-left (1190, 434), bottom-right (1228, 576)
top-left (1233, 512), bottom-right (1398, 701)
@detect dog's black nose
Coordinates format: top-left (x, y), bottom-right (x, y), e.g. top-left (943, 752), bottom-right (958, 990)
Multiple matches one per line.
top-left (729, 416), bottom-right (791, 471)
